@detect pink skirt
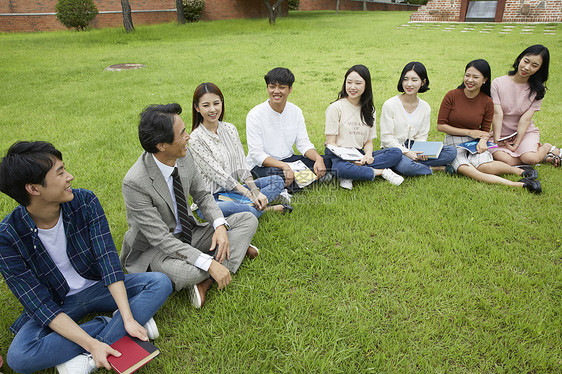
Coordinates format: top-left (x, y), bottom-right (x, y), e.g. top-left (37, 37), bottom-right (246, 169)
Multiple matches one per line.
top-left (490, 126), bottom-right (540, 158)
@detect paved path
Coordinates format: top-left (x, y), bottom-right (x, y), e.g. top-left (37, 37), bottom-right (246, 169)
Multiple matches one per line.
top-left (398, 22), bottom-right (558, 35)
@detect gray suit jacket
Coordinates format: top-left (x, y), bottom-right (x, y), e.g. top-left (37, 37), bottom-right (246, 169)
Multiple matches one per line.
top-left (120, 150), bottom-right (223, 273)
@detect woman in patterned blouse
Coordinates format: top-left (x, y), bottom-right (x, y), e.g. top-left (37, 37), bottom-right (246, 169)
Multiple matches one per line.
top-left (189, 82), bottom-right (292, 218)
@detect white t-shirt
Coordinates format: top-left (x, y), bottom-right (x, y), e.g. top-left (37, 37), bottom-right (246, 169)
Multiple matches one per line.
top-left (325, 98), bottom-right (377, 149)
top-left (38, 211), bottom-right (97, 296)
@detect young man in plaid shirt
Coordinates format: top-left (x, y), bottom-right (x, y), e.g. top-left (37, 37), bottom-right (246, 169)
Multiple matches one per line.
top-left (0, 141), bottom-right (172, 374)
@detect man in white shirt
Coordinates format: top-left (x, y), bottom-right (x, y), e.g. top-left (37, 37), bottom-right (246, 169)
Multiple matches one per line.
top-left (246, 67), bottom-right (331, 193)
top-left (121, 104), bottom-right (259, 309)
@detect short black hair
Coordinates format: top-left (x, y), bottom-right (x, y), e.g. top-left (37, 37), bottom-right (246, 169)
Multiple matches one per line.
top-left (138, 103), bottom-right (183, 153)
top-left (264, 67), bottom-right (295, 87)
top-left (0, 141), bottom-right (63, 206)
top-left (397, 61), bottom-right (430, 93)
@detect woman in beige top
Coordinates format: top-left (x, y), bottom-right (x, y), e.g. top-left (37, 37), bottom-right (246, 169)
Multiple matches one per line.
top-left (324, 65), bottom-right (404, 190)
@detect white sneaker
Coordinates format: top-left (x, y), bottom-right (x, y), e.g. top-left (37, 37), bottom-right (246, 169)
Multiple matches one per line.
top-left (56, 353), bottom-right (96, 374)
top-left (277, 189), bottom-right (292, 204)
top-left (339, 178), bottom-right (353, 190)
top-left (381, 169), bottom-right (404, 186)
top-left (112, 311), bottom-right (159, 340)
top-left (144, 317), bottom-right (159, 340)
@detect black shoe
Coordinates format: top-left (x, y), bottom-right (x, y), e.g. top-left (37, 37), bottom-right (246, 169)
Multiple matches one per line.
top-left (519, 177), bottom-right (542, 194)
top-left (521, 168), bottom-right (538, 180)
top-left (318, 172), bottom-right (333, 184)
top-left (282, 204), bottom-right (293, 214)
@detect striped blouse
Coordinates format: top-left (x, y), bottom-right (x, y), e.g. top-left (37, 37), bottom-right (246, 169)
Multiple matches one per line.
top-left (189, 121), bottom-right (252, 194)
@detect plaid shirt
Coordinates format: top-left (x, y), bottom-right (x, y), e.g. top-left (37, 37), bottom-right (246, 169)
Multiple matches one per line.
top-left (0, 189), bottom-right (125, 334)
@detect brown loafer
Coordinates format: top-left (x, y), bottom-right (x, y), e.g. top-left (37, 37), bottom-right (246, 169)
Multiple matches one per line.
top-left (192, 278), bottom-right (213, 308)
top-left (246, 244), bottom-right (260, 259)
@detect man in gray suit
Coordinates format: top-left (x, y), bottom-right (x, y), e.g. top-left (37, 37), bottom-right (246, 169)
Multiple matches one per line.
top-left (121, 103), bottom-right (259, 308)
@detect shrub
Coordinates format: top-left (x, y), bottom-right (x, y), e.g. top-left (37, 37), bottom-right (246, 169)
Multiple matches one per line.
top-left (289, 0), bottom-right (300, 10)
top-left (406, 0), bottom-right (429, 4)
top-left (55, 0), bottom-right (98, 31)
top-left (183, 0), bottom-right (205, 23)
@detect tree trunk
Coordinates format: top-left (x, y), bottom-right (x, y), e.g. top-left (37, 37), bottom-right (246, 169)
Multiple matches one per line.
top-left (363, 0), bottom-right (367, 11)
top-left (336, 0), bottom-right (340, 14)
top-left (262, 0), bottom-right (285, 24)
top-left (121, 0), bottom-right (134, 32)
top-left (176, 0), bottom-right (186, 24)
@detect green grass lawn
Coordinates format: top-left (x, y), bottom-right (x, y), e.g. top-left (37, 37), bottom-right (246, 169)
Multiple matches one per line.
top-left (0, 10), bottom-right (561, 373)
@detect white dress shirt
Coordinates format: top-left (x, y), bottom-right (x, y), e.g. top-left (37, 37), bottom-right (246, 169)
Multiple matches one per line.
top-left (246, 100), bottom-right (316, 169)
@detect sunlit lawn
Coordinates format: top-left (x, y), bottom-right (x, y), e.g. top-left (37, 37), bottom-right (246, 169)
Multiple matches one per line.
top-left (0, 10), bottom-right (560, 373)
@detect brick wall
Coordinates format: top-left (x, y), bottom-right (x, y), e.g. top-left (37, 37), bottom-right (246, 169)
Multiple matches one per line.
top-left (0, 0), bottom-right (289, 33)
top-left (410, 0), bottom-right (561, 22)
top-left (409, 0), bottom-right (462, 21)
top-left (0, 0), bottom-right (175, 13)
top-left (299, 0), bottom-right (419, 11)
top-left (502, 0), bottom-right (561, 22)
top-left (203, 0), bottom-right (288, 20)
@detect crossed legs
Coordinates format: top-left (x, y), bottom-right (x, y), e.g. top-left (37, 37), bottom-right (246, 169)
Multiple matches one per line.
top-left (7, 272), bottom-right (172, 374)
top-left (149, 212), bottom-right (258, 300)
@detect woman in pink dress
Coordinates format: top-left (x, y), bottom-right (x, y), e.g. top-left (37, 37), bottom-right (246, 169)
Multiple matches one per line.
top-left (490, 45), bottom-right (560, 167)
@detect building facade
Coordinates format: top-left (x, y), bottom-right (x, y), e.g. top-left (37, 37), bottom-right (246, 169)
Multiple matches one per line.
top-left (0, 0), bottom-right (289, 33)
top-left (410, 0), bottom-right (561, 22)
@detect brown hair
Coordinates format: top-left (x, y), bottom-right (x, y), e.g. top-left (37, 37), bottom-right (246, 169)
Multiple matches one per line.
top-left (192, 82), bottom-right (225, 131)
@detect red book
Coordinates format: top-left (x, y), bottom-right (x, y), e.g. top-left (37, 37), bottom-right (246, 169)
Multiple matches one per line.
top-left (108, 335), bottom-right (160, 374)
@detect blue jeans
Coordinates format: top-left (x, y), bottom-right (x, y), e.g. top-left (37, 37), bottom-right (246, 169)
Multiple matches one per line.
top-left (197, 175), bottom-right (284, 219)
top-left (251, 154), bottom-right (332, 193)
top-left (393, 145), bottom-right (457, 176)
top-left (324, 147), bottom-right (403, 180)
top-left (7, 272), bottom-right (172, 374)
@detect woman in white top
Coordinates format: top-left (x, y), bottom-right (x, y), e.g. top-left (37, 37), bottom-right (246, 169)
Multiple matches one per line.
top-left (324, 65), bottom-right (404, 190)
top-left (380, 62), bottom-right (456, 176)
top-left (189, 82), bottom-right (290, 218)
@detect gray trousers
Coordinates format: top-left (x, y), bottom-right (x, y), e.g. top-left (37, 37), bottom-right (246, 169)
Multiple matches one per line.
top-left (149, 212), bottom-right (258, 291)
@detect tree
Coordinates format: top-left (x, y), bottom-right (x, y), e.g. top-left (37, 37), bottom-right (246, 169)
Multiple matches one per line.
top-left (336, 0), bottom-right (340, 14)
top-left (176, 0), bottom-right (186, 24)
top-left (261, 0), bottom-right (285, 24)
top-left (55, 0), bottom-right (98, 31)
top-left (121, 0), bottom-right (134, 32)
top-left (363, 0), bottom-right (367, 11)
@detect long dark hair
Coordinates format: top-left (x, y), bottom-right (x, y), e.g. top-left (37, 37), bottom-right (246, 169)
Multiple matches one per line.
top-left (508, 44), bottom-right (549, 101)
top-left (457, 59), bottom-right (491, 97)
top-left (192, 82), bottom-right (225, 131)
top-left (337, 65), bottom-right (374, 127)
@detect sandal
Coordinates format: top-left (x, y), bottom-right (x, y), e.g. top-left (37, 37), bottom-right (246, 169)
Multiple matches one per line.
top-left (543, 145), bottom-right (561, 167)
